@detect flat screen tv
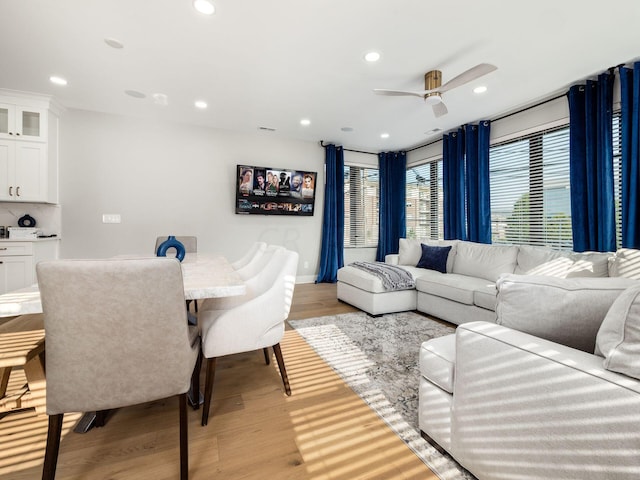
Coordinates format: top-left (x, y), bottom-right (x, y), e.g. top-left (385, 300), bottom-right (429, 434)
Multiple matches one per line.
top-left (235, 165), bottom-right (317, 216)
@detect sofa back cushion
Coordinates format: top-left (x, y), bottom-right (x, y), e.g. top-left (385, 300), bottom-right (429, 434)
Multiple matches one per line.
top-left (595, 284), bottom-right (640, 379)
top-left (496, 274), bottom-right (637, 352)
top-left (609, 248), bottom-right (640, 279)
top-left (398, 238), bottom-right (457, 272)
top-left (452, 241), bottom-right (518, 282)
top-left (567, 251), bottom-right (611, 278)
top-left (514, 245), bottom-right (574, 276)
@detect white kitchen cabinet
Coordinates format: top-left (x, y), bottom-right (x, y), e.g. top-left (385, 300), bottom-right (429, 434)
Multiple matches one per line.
top-left (0, 140), bottom-right (47, 202)
top-left (0, 91), bottom-right (59, 204)
top-left (0, 103), bottom-right (47, 141)
top-left (0, 240), bottom-right (59, 294)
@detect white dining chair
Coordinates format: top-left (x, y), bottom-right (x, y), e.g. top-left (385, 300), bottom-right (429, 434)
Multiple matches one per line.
top-left (230, 241), bottom-right (267, 270)
top-left (37, 258), bottom-right (200, 480)
top-left (197, 248), bottom-right (298, 426)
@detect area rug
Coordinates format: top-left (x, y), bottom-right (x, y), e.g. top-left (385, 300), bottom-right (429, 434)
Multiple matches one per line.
top-left (289, 311), bottom-right (475, 480)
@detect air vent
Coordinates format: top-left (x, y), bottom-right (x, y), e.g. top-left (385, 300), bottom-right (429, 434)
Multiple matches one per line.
top-left (258, 126), bottom-right (276, 132)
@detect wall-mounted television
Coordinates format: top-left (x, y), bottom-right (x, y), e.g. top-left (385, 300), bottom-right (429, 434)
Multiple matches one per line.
top-left (235, 165), bottom-right (317, 216)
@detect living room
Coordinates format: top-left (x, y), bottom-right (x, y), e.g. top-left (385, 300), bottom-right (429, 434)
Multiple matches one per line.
top-left (2, 1), bottom-right (640, 479)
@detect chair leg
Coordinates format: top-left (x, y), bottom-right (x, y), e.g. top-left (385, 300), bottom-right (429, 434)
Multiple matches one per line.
top-left (272, 343), bottom-right (291, 396)
top-left (263, 347), bottom-right (270, 365)
top-left (190, 350), bottom-right (202, 411)
top-left (42, 413), bottom-right (64, 480)
top-left (201, 357), bottom-right (217, 426)
top-left (179, 393), bottom-right (189, 480)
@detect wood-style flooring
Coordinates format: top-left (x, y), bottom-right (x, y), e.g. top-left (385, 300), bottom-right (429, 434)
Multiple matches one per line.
top-left (0, 282), bottom-right (439, 479)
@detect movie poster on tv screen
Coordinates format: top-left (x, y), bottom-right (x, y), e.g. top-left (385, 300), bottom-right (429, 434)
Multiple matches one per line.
top-left (236, 165), bottom-right (316, 216)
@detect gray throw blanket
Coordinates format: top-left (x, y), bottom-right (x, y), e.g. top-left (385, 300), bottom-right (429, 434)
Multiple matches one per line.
top-left (349, 261), bottom-right (416, 291)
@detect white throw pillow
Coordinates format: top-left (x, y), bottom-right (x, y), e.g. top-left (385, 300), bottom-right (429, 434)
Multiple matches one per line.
top-left (566, 251), bottom-right (611, 278)
top-left (609, 248), bottom-right (640, 279)
top-left (595, 284), bottom-right (640, 380)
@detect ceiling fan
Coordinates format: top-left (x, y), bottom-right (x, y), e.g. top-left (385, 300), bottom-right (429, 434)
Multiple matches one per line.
top-left (373, 63), bottom-right (497, 118)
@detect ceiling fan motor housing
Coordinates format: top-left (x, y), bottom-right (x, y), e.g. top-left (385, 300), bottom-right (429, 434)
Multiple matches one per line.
top-left (424, 70), bottom-right (442, 104)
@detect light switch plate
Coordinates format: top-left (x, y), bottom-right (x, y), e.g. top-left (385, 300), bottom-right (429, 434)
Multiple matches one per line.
top-left (102, 214), bottom-right (121, 224)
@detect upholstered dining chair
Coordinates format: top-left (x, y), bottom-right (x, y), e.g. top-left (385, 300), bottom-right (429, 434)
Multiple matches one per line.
top-left (37, 258), bottom-right (200, 480)
top-left (230, 241), bottom-right (267, 270)
top-left (155, 235), bottom-right (199, 312)
top-left (198, 248), bottom-right (298, 426)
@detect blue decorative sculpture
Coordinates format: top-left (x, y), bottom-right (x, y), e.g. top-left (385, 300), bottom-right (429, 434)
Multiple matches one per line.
top-left (156, 235), bottom-right (186, 262)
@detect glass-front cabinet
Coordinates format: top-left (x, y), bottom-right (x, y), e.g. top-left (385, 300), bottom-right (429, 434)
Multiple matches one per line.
top-left (0, 103), bottom-right (46, 141)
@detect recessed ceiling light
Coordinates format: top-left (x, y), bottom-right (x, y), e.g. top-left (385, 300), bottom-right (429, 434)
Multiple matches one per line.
top-left (195, 100), bottom-right (208, 109)
top-left (300, 119), bottom-right (311, 126)
top-left (193, 0), bottom-right (215, 15)
top-left (104, 37), bottom-right (124, 49)
top-left (364, 51), bottom-right (381, 62)
top-left (124, 90), bottom-right (146, 99)
top-left (380, 133), bottom-right (390, 139)
top-left (49, 76), bottom-right (67, 86)
top-left (341, 127), bottom-right (354, 132)
top-left (473, 85), bottom-right (488, 94)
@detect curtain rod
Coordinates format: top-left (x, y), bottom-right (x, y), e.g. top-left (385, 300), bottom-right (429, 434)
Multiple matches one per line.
top-left (319, 140), bottom-right (378, 156)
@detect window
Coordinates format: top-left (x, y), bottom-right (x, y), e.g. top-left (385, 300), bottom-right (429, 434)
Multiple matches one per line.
top-left (344, 165), bottom-right (379, 247)
top-left (613, 111), bottom-right (622, 248)
top-left (490, 126), bottom-right (573, 249)
top-left (406, 161), bottom-right (444, 240)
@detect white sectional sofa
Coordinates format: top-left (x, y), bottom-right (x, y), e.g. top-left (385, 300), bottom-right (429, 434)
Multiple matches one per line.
top-left (419, 274), bottom-right (640, 480)
top-left (337, 238), bottom-right (614, 322)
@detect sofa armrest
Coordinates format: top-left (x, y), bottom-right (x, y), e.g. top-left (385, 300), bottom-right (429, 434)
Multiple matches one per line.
top-left (450, 321), bottom-right (640, 479)
top-left (385, 254), bottom-right (399, 265)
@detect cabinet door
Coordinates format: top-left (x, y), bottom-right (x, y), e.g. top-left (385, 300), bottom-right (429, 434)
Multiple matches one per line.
top-left (0, 103), bottom-right (16, 138)
top-left (14, 142), bottom-right (46, 201)
top-left (0, 256), bottom-right (34, 294)
top-left (15, 107), bottom-right (46, 141)
top-left (0, 140), bottom-right (14, 201)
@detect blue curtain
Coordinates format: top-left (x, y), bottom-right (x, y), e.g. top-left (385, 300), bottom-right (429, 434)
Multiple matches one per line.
top-left (443, 128), bottom-right (467, 240)
top-left (376, 151), bottom-right (407, 261)
top-left (568, 72), bottom-right (616, 252)
top-left (619, 63), bottom-right (640, 248)
top-left (465, 121), bottom-right (492, 243)
top-left (316, 144), bottom-right (344, 283)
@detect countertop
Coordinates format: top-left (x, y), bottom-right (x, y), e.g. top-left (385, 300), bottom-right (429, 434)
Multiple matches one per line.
top-left (0, 237), bottom-right (61, 242)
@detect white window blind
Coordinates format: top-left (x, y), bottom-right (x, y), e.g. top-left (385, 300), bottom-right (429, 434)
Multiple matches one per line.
top-left (406, 161), bottom-right (444, 240)
top-left (490, 126), bottom-right (573, 249)
top-left (613, 111), bottom-right (622, 248)
top-left (344, 165), bottom-right (379, 248)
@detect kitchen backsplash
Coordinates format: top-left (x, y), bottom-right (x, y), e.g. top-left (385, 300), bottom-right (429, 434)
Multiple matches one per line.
top-left (0, 203), bottom-right (61, 236)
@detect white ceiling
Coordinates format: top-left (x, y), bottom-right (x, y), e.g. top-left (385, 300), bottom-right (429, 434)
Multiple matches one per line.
top-left (2, 0), bottom-right (640, 152)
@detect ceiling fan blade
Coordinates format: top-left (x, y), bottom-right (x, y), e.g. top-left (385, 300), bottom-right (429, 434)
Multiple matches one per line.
top-left (373, 88), bottom-right (427, 98)
top-left (438, 63), bottom-right (497, 93)
top-left (432, 101), bottom-right (448, 118)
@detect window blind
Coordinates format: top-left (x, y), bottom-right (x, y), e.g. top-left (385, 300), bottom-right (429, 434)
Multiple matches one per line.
top-left (406, 161), bottom-right (444, 240)
top-left (344, 165), bottom-right (379, 248)
top-left (490, 126), bottom-right (573, 249)
top-left (613, 111), bottom-right (622, 248)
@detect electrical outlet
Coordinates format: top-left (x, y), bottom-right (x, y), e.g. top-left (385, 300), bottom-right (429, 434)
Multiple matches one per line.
top-left (102, 214), bottom-right (121, 224)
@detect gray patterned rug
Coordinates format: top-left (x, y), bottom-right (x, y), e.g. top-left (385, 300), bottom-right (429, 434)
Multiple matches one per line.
top-left (289, 311), bottom-right (475, 480)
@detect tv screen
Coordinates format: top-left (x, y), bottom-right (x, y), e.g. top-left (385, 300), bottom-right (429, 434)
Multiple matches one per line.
top-left (235, 165), bottom-right (317, 216)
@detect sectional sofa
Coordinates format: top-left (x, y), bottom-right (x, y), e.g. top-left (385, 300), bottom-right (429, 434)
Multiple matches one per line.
top-left (337, 238), bottom-right (616, 322)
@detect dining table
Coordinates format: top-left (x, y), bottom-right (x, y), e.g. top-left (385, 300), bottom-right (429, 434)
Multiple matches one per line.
top-left (0, 253), bottom-right (246, 432)
top-left (0, 252), bottom-right (246, 318)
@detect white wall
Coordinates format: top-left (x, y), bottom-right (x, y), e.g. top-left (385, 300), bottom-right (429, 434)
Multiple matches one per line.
top-left (58, 109), bottom-right (324, 282)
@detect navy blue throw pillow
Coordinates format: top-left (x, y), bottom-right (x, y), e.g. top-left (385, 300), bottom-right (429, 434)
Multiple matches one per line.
top-left (416, 244), bottom-right (451, 273)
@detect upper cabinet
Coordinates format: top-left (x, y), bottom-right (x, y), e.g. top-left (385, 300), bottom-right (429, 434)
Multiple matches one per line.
top-left (0, 103), bottom-right (48, 141)
top-left (0, 91), bottom-right (59, 204)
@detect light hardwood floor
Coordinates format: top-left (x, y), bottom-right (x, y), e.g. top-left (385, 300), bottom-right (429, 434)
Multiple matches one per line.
top-left (0, 283), bottom-right (439, 480)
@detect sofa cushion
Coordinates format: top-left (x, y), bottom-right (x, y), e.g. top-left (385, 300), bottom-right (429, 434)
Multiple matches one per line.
top-left (473, 283), bottom-right (498, 311)
top-left (337, 265), bottom-right (388, 293)
top-left (514, 245), bottom-right (574, 276)
top-left (452, 241), bottom-right (518, 282)
top-left (398, 238), bottom-right (458, 272)
top-left (496, 274), bottom-right (638, 352)
top-left (419, 334), bottom-right (456, 393)
top-left (595, 284), bottom-right (640, 380)
top-left (417, 272), bottom-right (492, 305)
top-left (416, 244), bottom-right (452, 273)
top-left (567, 251), bottom-right (611, 278)
top-left (609, 248), bottom-right (640, 279)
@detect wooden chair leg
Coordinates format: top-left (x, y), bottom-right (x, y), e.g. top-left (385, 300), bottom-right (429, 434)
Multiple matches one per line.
top-left (191, 350), bottom-right (202, 411)
top-left (42, 413), bottom-right (63, 480)
top-left (179, 393), bottom-right (189, 480)
top-left (272, 343), bottom-right (291, 396)
top-left (263, 347), bottom-right (270, 365)
top-left (201, 357), bottom-right (217, 426)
